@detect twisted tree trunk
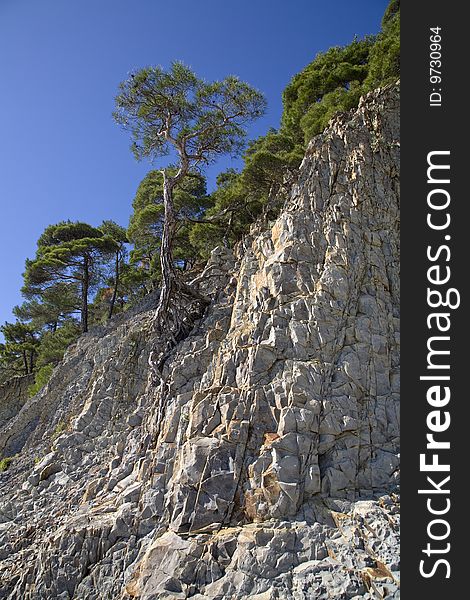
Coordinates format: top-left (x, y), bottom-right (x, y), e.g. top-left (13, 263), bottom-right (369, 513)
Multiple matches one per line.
top-left (154, 166), bottom-right (209, 352)
top-left (155, 173), bottom-right (178, 320)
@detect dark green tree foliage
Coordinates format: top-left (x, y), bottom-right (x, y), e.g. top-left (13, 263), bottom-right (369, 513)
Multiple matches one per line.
top-left (193, 2), bottom-right (400, 253)
top-left (127, 171), bottom-right (166, 277)
top-left (4, 219), bottom-right (132, 391)
top-left (0, 321), bottom-right (39, 381)
top-left (27, 364), bottom-right (54, 397)
top-left (363, 0), bottom-right (400, 90)
top-left (243, 129), bottom-right (304, 194)
top-left (34, 321), bottom-right (80, 369)
top-left (98, 220), bottom-right (129, 319)
top-left (282, 38), bottom-right (374, 145)
top-left (1, 1), bottom-right (400, 389)
top-left (188, 169), bottom-right (252, 258)
top-left (281, 1), bottom-right (400, 146)
top-left (118, 262), bottom-right (153, 305)
top-left (27, 320), bottom-right (80, 396)
top-left (241, 129), bottom-right (304, 218)
top-left (188, 132), bottom-right (304, 258)
top-left (127, 169), bottom-right (209, 281)
top-left (23, 221), bottom-right (118, 332)
top-left (114, 62), bottom-right (266, 318)
top-left (381, 0), bottom-right (400, 30)
top-left (14, 282), bottom-right (79, 332)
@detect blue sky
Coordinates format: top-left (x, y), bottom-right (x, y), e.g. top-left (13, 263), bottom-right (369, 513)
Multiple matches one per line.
top-left (0, 0), bottom-right (387, 329)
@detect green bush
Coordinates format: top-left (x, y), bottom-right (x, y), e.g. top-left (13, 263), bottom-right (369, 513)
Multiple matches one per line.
top-left (281, 1), bottom-right (399, 145)
top-left (282, 38), bottom-right (374, 144)
top-left (28, 363), bottom-right (54, 397)
top-left (0, 457), bottom-right (13, 472)
top-left (51, 420), bottom-right (67, 440)
top-left (363, 3), bottom-right (400, 90)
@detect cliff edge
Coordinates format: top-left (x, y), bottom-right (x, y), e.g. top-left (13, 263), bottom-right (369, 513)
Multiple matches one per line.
top-left (0, 83), bottom-right (400, 599)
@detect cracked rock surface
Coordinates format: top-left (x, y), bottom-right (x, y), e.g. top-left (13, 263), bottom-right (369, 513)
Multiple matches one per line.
top-left (0, 84), bottom-right (400, 599)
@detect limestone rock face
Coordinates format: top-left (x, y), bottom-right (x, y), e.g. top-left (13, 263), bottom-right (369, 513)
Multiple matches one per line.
top-left (0, 374), bottom-right (34, 431)
top-left (0, 84), bottom-right (400, 599)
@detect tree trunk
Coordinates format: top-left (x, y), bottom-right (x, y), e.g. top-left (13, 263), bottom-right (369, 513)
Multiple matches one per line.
top-left (81, 255), bottom-right (90, 333)
top-left (108, 249), bottom-right (120, 320)
top-left (223, 212), bottom-right (234, 248)
top-left (156, 173), bottom-right (178, 319)
top-left (29, 350), bottom-right (35, 374)
top-left (22, 350), bottom-right (29, 375)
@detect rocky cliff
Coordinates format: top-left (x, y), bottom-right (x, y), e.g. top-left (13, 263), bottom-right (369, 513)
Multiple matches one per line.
top-left (0, 374), bottom-right (34, 432)
top-left (0, 84), bottom-right (400, 599)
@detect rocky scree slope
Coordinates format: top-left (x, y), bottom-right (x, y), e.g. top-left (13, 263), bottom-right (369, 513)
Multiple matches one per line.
top-left (0, 84), bottom-right (400, 599)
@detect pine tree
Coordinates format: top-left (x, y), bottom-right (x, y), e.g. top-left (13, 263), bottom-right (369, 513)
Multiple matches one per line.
top-left (14, 282), bottom-right (79, 332)
top-left (23, 222), bottom-right (118, 333)
top-left (114, 62), bottom-right (266, 322)
top-left (0, 321), bottom-right (39, 380)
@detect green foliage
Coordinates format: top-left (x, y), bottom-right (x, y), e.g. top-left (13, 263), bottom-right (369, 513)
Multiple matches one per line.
top-left (243, 129), bottom-right (304, 196)
top-left (363, 1), bottom-right (400, 90)
top-left (281, 0), bottom-right (399, 145)
top-left (381, 0), bottom-right (400, 28)
top-left (1, 219), bottom-right (132, 386)
top-left (35, 321), bottom-right (80, 368)
top-left (127, 169), bottom-right (210, 280)
top-left (0, 457), bottom-right (13, 472)
top-left (1, 3), bottom-right (399, 388)
top-left (114, 62), bottom-right (267, 165)
top-left (14, 282), bottom-right (79, 331)
top-left (188, 170), bottom-right (242, 257)
top-left (115, 62), bottom-right (266, 315)
top-left (27, 222), bottom-right (119, 289)
top-left (282, 38), bottom-right (374, 144)
top-left (27, 321), bottom-right (80, 396)
top-left (94, 220), bottom-right (131, 321)
top-left (189, 1), bottom-right (400, 253)
top-left (299, 81), bottom-right (365, 143)
top-left (24, 221), bottom-right (119, 332)
top-left (118, 262), bottom-right (152, 304)
top-left (99, 220), bottom-right (128, 245)
top-left (187, 132), bottom-right (303, 256)
top-left (28, 364), bottom-right (54, 397)
top-left (51, 420), bottom-right (67, 440)
top-left (0, 321), bottom-right (39, 381)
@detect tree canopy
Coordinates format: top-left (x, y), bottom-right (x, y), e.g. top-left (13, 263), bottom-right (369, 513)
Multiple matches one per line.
top-left (23, 221), bottom-right (119, 333)
top-left (182, 3), bottom-right (400, 260)
top-left (282, 1), bottom-right (399, 145)
top-left (114, 62), bottom-right (266, 166)
top-left (0, 220), bottom-right (135, 388)
top-left (14, 282), bottom-right (79, 332)
top-left (0, 321), bottom-right (39, 379)
top-left (98, 221), bottom-right (129, 319)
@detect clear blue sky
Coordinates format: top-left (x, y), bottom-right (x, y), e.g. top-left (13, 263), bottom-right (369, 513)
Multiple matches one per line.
top-left (0, 0), bottom-right (387, 330)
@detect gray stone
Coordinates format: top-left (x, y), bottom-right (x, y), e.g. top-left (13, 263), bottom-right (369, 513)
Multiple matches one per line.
top-left (0, 83), bottom-right (400, 600)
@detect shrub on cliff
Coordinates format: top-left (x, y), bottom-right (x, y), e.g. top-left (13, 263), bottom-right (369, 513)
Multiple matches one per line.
top-left (281, 1), bottom-right (399, 146)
